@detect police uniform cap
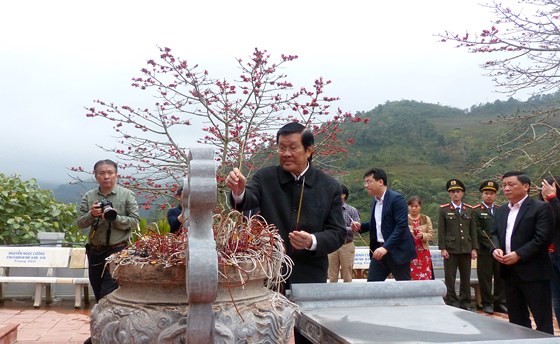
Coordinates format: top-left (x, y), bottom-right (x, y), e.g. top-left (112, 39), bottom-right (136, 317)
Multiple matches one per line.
top-left (446, 179), bottom-right (465, 192)
top-left (479, 180), bottom-right (498, 193)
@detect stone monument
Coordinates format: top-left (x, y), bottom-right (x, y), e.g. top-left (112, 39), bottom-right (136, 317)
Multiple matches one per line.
top-left (290, 280), bottom-right (560, 343)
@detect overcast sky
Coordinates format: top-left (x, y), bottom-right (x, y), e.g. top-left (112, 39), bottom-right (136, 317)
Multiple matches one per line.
top-left (0, 0), bottom-right (525, 185)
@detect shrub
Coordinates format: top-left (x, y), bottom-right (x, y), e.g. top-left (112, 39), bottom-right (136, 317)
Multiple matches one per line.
top-left (0, 174), bottom-right (85, 245)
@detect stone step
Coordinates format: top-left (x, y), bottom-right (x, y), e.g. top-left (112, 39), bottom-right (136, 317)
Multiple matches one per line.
top-left (0, 323), bottom-right (18, 344)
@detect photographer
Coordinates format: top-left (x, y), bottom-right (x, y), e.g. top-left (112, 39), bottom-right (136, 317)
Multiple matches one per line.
top-left (77, 159), bottom-right (139, 306)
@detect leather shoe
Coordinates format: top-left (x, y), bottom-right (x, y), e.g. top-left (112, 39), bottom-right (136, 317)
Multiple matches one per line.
top-left (482, 305), bottom-right (494, 314)
top-left (494, 304), bottom-right (508, 314)
top-left (84, 337), bottom-right (92, 344)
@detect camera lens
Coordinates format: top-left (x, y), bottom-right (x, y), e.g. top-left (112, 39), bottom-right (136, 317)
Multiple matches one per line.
top-left (104, 208), bottom-right (117, 222)
top-left (99, 199), bottom-right (117, 221)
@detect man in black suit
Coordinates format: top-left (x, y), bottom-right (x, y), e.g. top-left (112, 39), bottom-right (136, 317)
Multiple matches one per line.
top-left (351, 168), bottom-right (416, 281)
top-left (225, 122), bottom-right (346, 344)
top-left (491, 171), bottom-right (555, 334)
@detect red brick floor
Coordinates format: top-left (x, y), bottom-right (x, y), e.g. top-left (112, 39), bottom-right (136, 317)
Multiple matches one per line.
top-left (0, 299), bottom-right (558, 343)
top-left (0, 299), bottom-right (90, 344)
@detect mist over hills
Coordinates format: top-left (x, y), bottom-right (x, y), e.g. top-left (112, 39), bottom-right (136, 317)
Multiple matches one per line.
top-left (49, 182), bottom-right (97, 204)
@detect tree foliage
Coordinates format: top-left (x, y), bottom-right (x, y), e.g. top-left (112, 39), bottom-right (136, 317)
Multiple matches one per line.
top-left (81, 47), bottom-right (364, 208)
top-left (0, 174), bottom-right (85, 245)
top-left (475, 101), bottom-right (560, 175)
top-left (440, 0), bottom-right (560, 95)
top-left (440, 0), bottom-right (560, 175)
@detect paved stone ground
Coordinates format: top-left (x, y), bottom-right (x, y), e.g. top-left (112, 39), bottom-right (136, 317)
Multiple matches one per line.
top-left (0, 299), bottom-right (90, 343)
top-left (0, 298), bottom-right (558, 343)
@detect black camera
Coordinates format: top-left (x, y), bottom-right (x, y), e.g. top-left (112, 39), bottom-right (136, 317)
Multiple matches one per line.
top-left (98, 199), bottom-right (117, 222)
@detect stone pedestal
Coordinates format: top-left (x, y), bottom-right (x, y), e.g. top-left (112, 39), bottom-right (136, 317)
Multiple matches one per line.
top-left (290, 280), bottom-right (560, 344)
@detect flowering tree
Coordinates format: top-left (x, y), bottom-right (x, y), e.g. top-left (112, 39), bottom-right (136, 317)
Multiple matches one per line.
top-left (439, 0), bottom-right (560, 174)
top-left (440, 0), bottom-right (560, 95)
top-left (81, 47), bottom-right (364, 208)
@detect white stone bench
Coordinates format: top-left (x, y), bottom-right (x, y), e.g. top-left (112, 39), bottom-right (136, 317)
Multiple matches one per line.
top-left (0, 246), bottom-right (90, 308)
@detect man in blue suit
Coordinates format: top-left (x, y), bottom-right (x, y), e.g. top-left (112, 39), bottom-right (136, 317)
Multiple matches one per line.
top-left (351, 168), bottom-right (416, 281)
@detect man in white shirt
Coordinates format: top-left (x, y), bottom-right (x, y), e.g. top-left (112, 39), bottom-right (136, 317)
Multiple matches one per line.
top-left (351, 168), bottom-right (416, 281)
top-left (492, 171), bottom-right (555, 334)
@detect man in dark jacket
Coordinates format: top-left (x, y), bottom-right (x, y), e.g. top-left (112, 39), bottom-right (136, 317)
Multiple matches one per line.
top-left (167, 187), bottom-right (185, 233)
top-left (540, 176), bottom-right (560, 328)
top-left (225, 122), bottom-right (346, 285)
top-left (492, 171), bottom-right (554, 334)
top-left (225, 122), bottom-right (346, 344)
top-left (350, 168), bottom-right (416, 281)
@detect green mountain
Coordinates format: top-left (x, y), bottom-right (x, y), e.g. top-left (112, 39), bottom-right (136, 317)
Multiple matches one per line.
top-left (334, 94), bottom-right (560, 231)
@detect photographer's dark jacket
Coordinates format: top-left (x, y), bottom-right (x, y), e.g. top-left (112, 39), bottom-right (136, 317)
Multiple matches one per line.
top-left (77, 185), bottom-right (140, 246)
top-left (229, 165), bottom-right (346, 285)
top-left (438, 203), bottom-right (478, 254)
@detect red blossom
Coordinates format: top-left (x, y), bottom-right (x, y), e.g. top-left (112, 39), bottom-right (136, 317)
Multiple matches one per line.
top-left (80, 47), bottom-right (360, 210)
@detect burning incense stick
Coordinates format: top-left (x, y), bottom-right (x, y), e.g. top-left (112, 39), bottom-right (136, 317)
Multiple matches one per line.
top-left (482, 230), bottom-right (497, 250)
top-left (295, 177), bottom-right (305, 231)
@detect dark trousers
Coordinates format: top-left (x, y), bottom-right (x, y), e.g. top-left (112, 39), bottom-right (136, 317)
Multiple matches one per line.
top-left (86, 245), bottom-right (125, 302)
top-left (444, 253), bottom-right (471, 308)
top-left (505, 273), bottom-right (553, 334)
top-left (550, 253), bottom-right (560, 328)
top-left (477, 252), bottom-right (506, 306)
top-left (367, 253), bottom-right (411, 281)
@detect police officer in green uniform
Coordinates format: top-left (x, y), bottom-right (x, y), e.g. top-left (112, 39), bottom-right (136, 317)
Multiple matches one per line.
top-left (472, 180), bottom-right (508, 314)
top-left (438, 179), bottom-right (478, 310)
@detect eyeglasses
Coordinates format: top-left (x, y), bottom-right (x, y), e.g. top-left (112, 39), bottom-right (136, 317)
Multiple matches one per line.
top-left (278, 145), bottom-right (304, 154)
top-left (363, 179), bottom-right (376, 186)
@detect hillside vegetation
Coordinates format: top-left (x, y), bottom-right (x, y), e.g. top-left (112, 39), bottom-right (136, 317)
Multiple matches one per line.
top-left (335, 93), bottom-right (560, 235)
